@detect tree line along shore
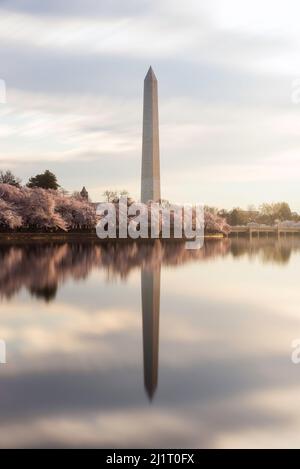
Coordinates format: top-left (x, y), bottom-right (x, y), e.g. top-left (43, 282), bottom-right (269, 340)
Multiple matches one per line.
top-left (0, 169), bottom-right (298, 235)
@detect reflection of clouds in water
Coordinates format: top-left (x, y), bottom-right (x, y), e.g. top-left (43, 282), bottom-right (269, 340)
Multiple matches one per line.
top-left (0, 301), bottom-right (140, 371)
top-left (0, 357), bottom-right (297, 448)
top-left (0, 237), bottom-right (299, 301)
top-left (0, 238), bottom-right (300, 447)
top-left (1, 280), bottom-right (299, 369)
top-left (0, 398), bottom-right (289, 448)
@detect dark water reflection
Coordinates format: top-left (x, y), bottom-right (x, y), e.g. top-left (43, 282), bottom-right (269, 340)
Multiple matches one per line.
top-left (0, 238), bottom-right (300, 447)
top-left (1, 237), bottom-right (299, 301)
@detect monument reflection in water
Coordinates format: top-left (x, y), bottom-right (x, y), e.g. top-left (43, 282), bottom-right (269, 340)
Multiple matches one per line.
top-left (1, 238), bottom-right (300, 447)
top-left (1, 237), bottom-right (299, 402)
top-left (141, 264), bottom-right (161, 400)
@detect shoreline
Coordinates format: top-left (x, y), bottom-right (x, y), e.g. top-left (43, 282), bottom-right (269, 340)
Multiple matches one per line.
top-left (0, 232), bottom-right (225, 244)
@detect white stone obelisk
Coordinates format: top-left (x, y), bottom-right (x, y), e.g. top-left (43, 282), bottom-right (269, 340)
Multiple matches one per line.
top-left (141, 67), bottom-right (161, 203)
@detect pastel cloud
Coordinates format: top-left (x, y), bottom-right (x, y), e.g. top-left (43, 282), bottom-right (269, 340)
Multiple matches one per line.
top-left (0, 1), bottom-right (300, 209)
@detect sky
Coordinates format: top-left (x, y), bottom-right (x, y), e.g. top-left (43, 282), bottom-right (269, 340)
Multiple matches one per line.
top-left (0, 0), bottom-right (300, 210)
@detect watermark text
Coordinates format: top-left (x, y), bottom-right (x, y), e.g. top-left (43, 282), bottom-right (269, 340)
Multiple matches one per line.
top-left (0, 79), bottom-right (6, 104)
top-left (0, 340), bottom-right (6, 364)
top-left (96, 198), bottom-right (204, 250)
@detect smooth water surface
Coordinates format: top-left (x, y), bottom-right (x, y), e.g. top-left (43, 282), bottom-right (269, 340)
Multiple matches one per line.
top-left (0, 238), bottom-right (300, 448)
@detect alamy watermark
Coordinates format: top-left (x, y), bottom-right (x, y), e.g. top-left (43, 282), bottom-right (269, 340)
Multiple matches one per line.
top-left (96, 198), bottom-right (204, 250)
top-left (0, 79), bottom-right (6, 104)
top-left (291, 339), bottom-right (300, 364)
top-left (0, 340), bottom-right (6, 364)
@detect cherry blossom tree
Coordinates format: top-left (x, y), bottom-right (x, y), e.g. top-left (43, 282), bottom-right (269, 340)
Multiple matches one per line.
top-left (54, 192), bottom-right (97, 230)
top-left (0, 184), bottom-right (97, 231)
top-left (0, 184), bottom-right (230, 235)
top-left (0, 199), bottom-right (22, 229)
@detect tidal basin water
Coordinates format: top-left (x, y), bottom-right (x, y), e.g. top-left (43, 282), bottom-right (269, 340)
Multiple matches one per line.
top-left (0, 237), bottom-right (300, 448)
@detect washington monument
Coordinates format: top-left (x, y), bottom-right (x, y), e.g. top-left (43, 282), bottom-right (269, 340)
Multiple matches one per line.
top-left (141, 67), bottom-right (161, 203)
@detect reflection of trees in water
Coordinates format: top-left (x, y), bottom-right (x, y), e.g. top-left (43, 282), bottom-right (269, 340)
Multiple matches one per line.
top-left (0, 243), bottom-right (102, 301)
top-left (0, 237), bottom-right (299, 301)
top-left (101, 239), bottom-right (231, 280)
top-left (230, 237), bottom-right (300, 265)
top-left (29, 285), bottom-right (58, 303)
